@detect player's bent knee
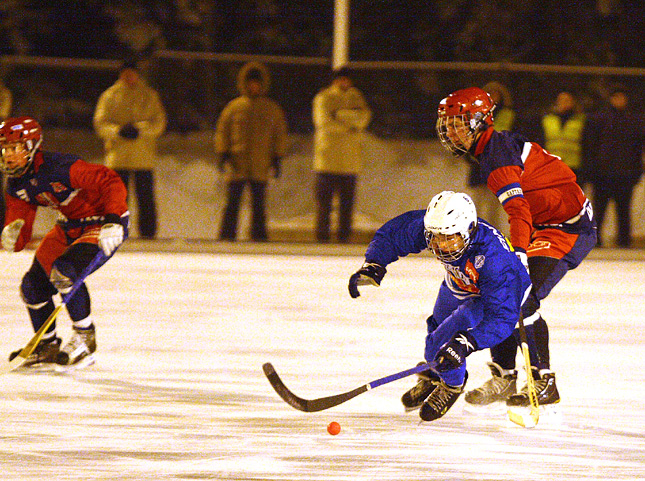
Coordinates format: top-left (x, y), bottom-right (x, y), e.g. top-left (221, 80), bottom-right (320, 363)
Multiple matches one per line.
top-left (20, 269), bottom-right (56, 307)
top-left (50, 259), bottom-right (78, 294)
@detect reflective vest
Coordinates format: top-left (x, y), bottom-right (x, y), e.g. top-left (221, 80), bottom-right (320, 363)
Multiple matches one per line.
top-left (541, 113), bottom-right (585, 170)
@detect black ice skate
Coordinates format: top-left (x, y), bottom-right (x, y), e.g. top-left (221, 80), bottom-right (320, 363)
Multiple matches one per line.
top-left (401, 363), bottom-right (441, 411)
top-left (419, 372), bottom-right (468, 422)
top-left (56, 325), bottom-right (96, 367)
top-left (506, 369), bottom-right (560, 407)
top-left (9, 336), bottom-right (61, 367)
top-left (465, 362), bottom-right (517, 405)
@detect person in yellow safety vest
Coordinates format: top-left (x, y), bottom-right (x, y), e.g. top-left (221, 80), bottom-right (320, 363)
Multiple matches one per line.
top-left (541, 91), bottom-right (586, 187)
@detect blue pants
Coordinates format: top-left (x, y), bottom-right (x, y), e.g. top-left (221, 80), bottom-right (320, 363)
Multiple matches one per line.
top-left (424, 283), bottom-right (483, 386)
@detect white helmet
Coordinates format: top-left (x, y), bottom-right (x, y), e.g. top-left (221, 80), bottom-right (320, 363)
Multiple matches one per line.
top-left (424, 191), bottom-right (478, 262)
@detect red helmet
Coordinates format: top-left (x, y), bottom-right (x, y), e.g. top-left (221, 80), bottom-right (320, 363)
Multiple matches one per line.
top-left (436, 87), bottom-right (495, 156)
top-left (0, 116), bottom-right (43, 176)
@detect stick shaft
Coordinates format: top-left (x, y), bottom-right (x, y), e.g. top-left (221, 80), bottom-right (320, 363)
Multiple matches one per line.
top-left (2, 251), bottom-right (106, 373)
top-left (263, 361), bottom-right (437, 412)
top-left (508, 315), bottom-right (540, 427)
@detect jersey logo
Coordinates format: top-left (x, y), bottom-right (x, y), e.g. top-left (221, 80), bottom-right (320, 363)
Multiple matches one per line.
top-left (15, 189), bottom-right (30, 202)
top-left (50, 182), bottom-right (68, 193)
top-left (474, 255), bottom-right (485, 269)
top-left (527, 240), bottom-right (551, 253)
top-left (35, 192), bottom-right (60, 208)
top-left (455, 333), bottom-right (475, 350)
top-left (445, 260), bottom-right (480, 295)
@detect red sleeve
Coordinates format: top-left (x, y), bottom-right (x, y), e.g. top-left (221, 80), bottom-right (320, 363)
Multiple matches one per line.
top-left (69, 160), bottom-right (128, 217)
top-left (486, 165), bottom-right (533, 251)
top-left (4, 194), bottom-right (37, 252)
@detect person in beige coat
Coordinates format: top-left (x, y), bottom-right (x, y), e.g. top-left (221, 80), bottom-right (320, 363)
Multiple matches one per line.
top-left (312, 67), bottom-right (371, 243)
top-left (0, 80), bottom-right (12, 227)
top-left (214, 62), bottom-right (288, 241)
top-left (93, 60), bottom-right (166, 239)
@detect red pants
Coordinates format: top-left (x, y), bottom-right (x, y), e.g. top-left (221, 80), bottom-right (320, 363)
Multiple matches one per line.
top-left (35, 224), bottom-right (100, 275)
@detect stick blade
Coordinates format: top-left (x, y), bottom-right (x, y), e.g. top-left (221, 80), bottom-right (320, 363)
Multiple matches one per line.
top-left (507, 407), bottom-right (539, 428)
top-left (262, 362), bottom-right (368, 412)
top-left (0, 355), bottom-right (28, 375)
top-left (262, 362), bottom-right (310, 411)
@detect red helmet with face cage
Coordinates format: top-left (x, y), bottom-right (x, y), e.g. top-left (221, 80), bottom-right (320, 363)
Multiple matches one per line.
top-left (436, 87), bottom-right (496, 156)
top-left (0, 116), bottom-right (43, 176)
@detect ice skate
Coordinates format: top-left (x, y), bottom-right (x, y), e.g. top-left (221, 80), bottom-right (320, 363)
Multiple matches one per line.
top-left (465, 362), bottom-right (517, 405)
top-left (419, 372), bottom-right (468, 422)
top-left (56, 325), bottom-right (96, 368)
top-left (506, 369), bottom-right (560, 407)
top-left (401, 363), bottom-right (441, 411)
top-left (9, 336), bottom-right (61, 368)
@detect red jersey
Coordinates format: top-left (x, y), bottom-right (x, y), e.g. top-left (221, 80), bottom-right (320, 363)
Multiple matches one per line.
top-left (4, 151), bottom-right (128, 251)
top-left (473, 128), bottom-right (587, 251)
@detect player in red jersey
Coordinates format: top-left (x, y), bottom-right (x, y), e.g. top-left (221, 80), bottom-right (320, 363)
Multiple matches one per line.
top-left (0, 116), bottom-right (129, 368)
top-left (435, 88), bottom-right (597, 407)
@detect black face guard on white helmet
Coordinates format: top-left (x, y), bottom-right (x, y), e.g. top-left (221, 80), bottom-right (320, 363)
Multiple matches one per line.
top-left (423, 191), bottom-right (478, 262)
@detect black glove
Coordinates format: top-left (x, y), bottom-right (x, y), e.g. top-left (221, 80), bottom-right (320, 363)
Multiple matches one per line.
top-left (118, 123), bottom-right (139, 140)
top-left (218, 152), bottom-right (232, 173)
top-left (271, 156), bottom-right (282, 178)
top-left (435, 331), bottom-right (477, 372)
top-left (348, 262), bottom-right (386, 298)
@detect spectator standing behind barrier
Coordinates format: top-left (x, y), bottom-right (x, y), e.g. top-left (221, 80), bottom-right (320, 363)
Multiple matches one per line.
top-left (541, 91), bottom-right (586, 187)
top-left (312, 67), bottom-right (372, 243)
top-left (0, 80), bottom-right (12, 227)
top-left (466, 81), bottom-right (514, 235)
top-left (583, 85), bottom-right (645, 248)
top-left (214, 62), bottom-right (288, 242)
top-left (93, 60), bottom-right (167, 239)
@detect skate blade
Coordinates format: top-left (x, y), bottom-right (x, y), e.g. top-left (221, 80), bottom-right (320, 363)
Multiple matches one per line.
top-left (12, 362), bottom-right (59, 374)
top-left (53, 354), bottom-right (96, 373)
top-left (463, 401), bottom-right (508, 417)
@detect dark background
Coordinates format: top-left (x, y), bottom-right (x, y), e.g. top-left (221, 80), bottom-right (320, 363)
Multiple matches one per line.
top-left (0, 0), bottom-right (643, 138)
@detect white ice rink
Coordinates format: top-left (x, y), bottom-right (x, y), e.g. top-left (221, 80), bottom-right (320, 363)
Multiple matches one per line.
top-left (1, 246), bottom-right (644, 480)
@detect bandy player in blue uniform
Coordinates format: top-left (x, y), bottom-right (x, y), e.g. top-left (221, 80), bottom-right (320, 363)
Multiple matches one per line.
top-left (0, 116), bottom-right (129, 368)
top-left (435, 87), bottom-right (597, 408)
top-left (348, 191), bottom-right (531, 422)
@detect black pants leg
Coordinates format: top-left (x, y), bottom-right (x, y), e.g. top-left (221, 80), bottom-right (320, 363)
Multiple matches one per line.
top-left (250, 181), bottom-right (268, 241)
top-left (220, 180), bottom-right (245, 240)
top-left (315, 173), bottom-right (334, 242)
top-left (337, 175), bottom-right (357, 243)
top-left (133, 170), bottom-right (157, 238)
top-left (614, 181), bottom-right (635, 247)
top-left (592, 181), bottom-right (611, 245)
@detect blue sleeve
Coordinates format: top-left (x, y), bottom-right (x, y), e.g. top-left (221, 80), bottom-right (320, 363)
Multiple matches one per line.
top-left (479, 130), bottom-right (526, 180)
top-left (364, 210), bottom-right (428, 267)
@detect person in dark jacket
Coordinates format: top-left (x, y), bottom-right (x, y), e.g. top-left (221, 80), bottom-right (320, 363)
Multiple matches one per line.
top-left (583, 85), bottom-right (645, 247)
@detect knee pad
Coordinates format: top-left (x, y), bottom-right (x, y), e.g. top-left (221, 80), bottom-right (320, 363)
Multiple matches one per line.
top-left (20, 265), bottom-right (57, 308)
top-left (50, 258), bottom-right (78, 294)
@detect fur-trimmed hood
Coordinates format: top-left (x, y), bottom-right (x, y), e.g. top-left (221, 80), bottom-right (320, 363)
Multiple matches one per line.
top-left (237, 62), bottom-right (271, 96)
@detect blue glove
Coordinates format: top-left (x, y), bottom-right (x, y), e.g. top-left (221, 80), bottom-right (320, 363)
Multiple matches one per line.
top-left (435, 331), bottom-right (477, 372)
top-left (348, 262), bottom-right (386, 298)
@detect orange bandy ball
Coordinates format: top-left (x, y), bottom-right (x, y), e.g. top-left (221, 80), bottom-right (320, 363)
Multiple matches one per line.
top-left (327, 421), bottom-right (341, 435)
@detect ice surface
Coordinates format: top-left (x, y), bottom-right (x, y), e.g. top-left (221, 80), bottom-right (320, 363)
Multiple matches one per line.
top-left (1, 249), bottom-right (644, 480)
